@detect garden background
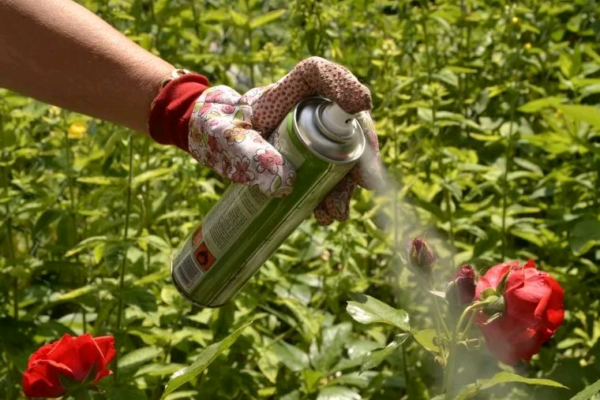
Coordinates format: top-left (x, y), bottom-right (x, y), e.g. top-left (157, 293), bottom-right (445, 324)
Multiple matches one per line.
top-left (1, 0), bottom-right (600, 399)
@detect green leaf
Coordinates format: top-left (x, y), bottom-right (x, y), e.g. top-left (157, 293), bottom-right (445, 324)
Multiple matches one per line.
top-left (519, 97), bottom-right (565, 113)
top-left (164, 392), bottom-right (198, 400)
top-left (453, 372), bottom-right (567, 400)
top-left (412, 329), bottom-right (440, 354)
top-left (270, 341), bottom-right (310, 372)
top-left (479, 372), bottom-right (567, 391)
top-left (278, 298), bottom-right (321, 341)
top-left (257, 348), bottom-right (279, 384)
top-left (346, 293), bottom-right (410, 331)
top-left (250, 9), bottom-right (286, 29)
top-left (302, 370), bottom-right (323, 393)
top-left (153, 0), bottom-right (170, 14)
top-left (570, 220), bottom-right (600, 255)
top-left (137, 235), bottom-right (171, 252)
top-left (310, 322), bottom-right (352, 373)
top-left (581, 84), bottom-right (600, 99)
top-left (65, 236), bottom-right (109, 257)
top-left (203, 9), bottom-right (230, 22)
top-left (316, 386), bottom-right (361, 400)
top-left (161, 322), bottom-right (251, 399)
top-left (230, 10), bottom-right (249, 27)
top-left (135, 363), bottom-right (185, 377)
top-left (76, 176), bottom-right (122, 185)
top-left (55, 285), bottom-right (95, 302)
top-left (360, 334), bottom-right (409, 372)
top-left (558, 105), bottom-right (600, 131)
top-left (569, 378), bottom-right (600, 400)
top-left (118, 346), bottom-right (162, 370)
top-left (33, 209), bottom-right (62, 236)
top-left (133, 167), bottom-right (175, 188)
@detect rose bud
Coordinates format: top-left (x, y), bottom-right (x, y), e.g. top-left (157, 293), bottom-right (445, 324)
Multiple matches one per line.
top-left (407, 236), bottom-right (436, 274)
top-left (446, 265), bottom-right (477, 313)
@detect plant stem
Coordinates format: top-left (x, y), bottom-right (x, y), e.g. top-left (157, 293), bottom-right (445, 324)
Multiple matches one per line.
top-left (500, 12), bottom-right (521, 261)
top-left (443, 303), bottom-right (480, 398)
top-left (114, 132), bottom-right (134, 380)
top-left (143, 137), bottom-right (151, 273)
top-left (420, 0), bottom-right (455, 263)
top-left (245, 0), bottom-right (255, 87)
top-left (429, 277), bottom-right (450, 337)
top-left (458, 309), bottom-right (477, 342)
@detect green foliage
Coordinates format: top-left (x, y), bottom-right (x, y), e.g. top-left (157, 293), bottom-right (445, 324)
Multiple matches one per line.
top-left (1, 0), bottom-right (600, 399)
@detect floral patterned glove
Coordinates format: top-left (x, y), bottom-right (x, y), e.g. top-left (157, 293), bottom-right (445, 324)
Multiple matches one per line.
top-left (187, 86), bottom-right (296, 197)
top-left (150, 57), bottom-right (383, 225)
top-left (187, 57), bottom-right (383, 225)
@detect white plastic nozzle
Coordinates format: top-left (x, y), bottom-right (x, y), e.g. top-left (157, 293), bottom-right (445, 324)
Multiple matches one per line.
top-left (320, 103), bottom-right (355, 139)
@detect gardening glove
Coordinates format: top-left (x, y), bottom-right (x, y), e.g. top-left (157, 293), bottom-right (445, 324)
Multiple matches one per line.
top-left (149, 57), bottom-right (383, 225)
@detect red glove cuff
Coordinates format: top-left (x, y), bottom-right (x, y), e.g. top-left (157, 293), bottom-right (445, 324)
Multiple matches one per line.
top-left (148, 74), bottom-right (210, 152)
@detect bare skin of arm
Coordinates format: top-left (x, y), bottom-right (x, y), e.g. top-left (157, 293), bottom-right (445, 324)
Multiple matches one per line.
top-left (0, 0), bottom-right (175, 134)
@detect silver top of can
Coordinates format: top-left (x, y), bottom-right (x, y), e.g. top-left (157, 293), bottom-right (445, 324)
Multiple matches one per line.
top-left (294, 97), bottom-right (365, 165)
top-left (316, 103), bottom-right (355, 143)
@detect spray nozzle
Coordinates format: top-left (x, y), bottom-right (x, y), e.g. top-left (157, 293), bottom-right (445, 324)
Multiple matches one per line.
top-left (318, 102), bottom-right (356, 142)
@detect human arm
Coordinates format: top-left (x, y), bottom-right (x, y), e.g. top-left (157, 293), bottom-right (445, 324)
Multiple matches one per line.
top-left (0, 0), bottom-right (174, 133)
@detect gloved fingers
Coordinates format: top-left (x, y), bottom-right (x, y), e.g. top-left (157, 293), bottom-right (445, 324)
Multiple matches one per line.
top-left (314, 202), bottom-right (334, 226)
top-left (248, 57), bottom-right (372, 135)
top-left (189, 93), bottom-right (296, 197)
top-left (350, 111), bottom-right (385, 191)
top-left (313, 175), bottom-right (357, 224)
top-left (202, 85), bottom-right (243, 106)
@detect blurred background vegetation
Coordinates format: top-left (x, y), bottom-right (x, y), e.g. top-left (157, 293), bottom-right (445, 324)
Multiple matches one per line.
top-left (1, 0), bottom-right (600, 399)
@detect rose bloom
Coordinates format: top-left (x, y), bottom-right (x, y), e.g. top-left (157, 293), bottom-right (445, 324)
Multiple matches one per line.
top-left (23, 334), bottom-right (116, 398)
top-left (475, 260), bottom-right (564, 365)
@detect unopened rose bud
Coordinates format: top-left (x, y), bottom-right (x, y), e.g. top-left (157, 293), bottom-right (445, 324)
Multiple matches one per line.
top-left (455, 265), bottom-right (476, 305)
top-left (446, 265), bottom-right (477, 314)
top-left (407, 237), bottom-right (436, 274)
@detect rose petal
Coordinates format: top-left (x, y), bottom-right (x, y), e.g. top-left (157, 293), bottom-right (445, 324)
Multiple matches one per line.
top-left (23, 360), bottom-right (74, 398)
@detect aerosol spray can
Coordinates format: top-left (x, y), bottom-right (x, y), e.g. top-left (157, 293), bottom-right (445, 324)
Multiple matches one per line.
top-left (171, 97), bottom-right (366, 307)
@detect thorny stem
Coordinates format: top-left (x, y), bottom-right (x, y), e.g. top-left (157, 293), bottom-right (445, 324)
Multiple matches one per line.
top-left (114, 132), bottom-right (134, 380)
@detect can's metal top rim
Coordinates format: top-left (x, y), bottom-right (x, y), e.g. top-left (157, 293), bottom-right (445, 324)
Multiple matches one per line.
top-left (292, 97), bottom-right (365, 165)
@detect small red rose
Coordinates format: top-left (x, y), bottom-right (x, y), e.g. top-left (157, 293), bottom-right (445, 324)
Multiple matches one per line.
top-left (23, 334), bottom-right (116, 398)
top-left (475, 260), bottom-right (564, 365)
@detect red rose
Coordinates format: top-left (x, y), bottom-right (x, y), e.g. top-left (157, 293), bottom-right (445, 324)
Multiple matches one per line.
top-left (23, 334), bottom-right (116, 398)
top-left (475, 260), bottom-right (564, 365)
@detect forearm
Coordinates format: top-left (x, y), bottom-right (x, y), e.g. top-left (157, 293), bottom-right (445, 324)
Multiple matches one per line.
top-left (0, 0), bottom-right (175, 133)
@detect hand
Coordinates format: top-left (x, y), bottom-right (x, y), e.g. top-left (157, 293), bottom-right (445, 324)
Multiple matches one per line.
top-left (187, 57), bottom-right (383, 225)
